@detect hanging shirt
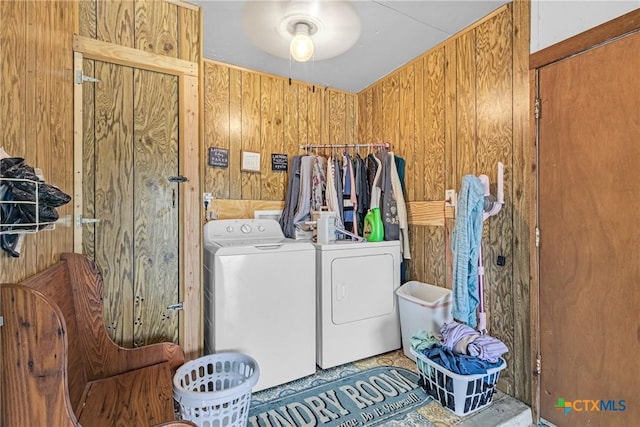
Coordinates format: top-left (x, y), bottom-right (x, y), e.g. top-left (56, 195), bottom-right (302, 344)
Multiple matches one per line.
top-left (310, 156), bottom-right (326, 212)
top-left (279, 155), bottom-right (303, 238)
top-left (292, 155), bottom-right (315, 229)
top-left (341, 153), bottom-right (358, 235)
top-left (367, 153), bottom-right (382, 209)
top-left (354, 154), bottom-right (369, 235)
top-left (325, 156), bottom-right (344, 230)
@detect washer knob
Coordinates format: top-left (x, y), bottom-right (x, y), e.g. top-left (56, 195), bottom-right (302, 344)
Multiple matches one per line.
top-left (257, 225), bottom-right (265, 232)
top-left (240, 224), bottom-right (252, 234)
top-left (226, 226), bottom-right (234, 233)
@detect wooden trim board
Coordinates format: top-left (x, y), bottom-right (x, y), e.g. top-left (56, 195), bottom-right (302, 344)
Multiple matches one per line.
top-left (210, 199), bottom-right (453, 227)
top-left (73, 35), bottom-right (198, 77)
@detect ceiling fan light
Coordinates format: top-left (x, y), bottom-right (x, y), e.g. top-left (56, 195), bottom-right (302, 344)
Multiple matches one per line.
top-left (290, 22), bottom-right (314, 62)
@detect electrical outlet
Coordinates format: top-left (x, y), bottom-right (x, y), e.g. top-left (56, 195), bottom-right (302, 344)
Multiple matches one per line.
top-left (445, 189), bottom-right (456, 207)
top-left (203, 192), bottom-right (213, 209)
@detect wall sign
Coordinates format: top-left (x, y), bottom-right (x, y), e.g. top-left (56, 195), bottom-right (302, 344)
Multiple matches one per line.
top-left (271, 153), bottom-right (288, 171)
top-left (242, 151), bottom-right (261, 172)
top-left (208, 147), bottom-right (228, 168)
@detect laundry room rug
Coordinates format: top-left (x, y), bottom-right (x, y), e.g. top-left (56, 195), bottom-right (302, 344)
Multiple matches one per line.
top-left (248, 365), bottom-right (434, 427)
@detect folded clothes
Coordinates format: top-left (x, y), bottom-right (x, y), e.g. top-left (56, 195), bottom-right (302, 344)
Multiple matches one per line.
top-left (421, 345), bottom-right (503, 375)
top-left (441, 322), bottom-right (508, 363)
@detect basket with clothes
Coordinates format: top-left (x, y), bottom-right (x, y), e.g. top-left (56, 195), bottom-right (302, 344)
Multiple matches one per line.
top-left (410, 322), bottom-right (508, 417)
top-left (0, 155), bottom-right (71, 257)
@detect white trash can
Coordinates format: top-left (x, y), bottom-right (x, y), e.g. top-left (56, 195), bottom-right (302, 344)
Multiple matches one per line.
top-left (396, 281), bottom-right (453, 361)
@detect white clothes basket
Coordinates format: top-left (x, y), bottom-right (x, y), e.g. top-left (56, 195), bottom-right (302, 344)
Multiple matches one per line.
top-left (173, 352), bottom-right (260, 427)
top-left (411, 348), bottom-right (505, 417)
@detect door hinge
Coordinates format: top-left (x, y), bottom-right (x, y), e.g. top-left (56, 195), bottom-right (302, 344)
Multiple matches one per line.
top-left (534, 98), bottom-right (541, 119)
top-left (535, 227), bottom-right (540, 247)
top-left (76, 215), bottom-right (100, 228)
top-left (167, 302), bottom-right (184, 311)
top-left (75, 70), bottom-right (99, 84)
top-left (535, 353), bottom-right (541, 376)
top-left (168, 176), bottom-right (188, 183)
top-left (0, 316), bottom-right (3, 327)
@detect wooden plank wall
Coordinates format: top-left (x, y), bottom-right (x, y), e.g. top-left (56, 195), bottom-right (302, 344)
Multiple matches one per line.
top-left (0, 1), bottom-right (76, 283)
top-left (78, 0), bottom-right (200, 348)
top-left (0, 0), bottom-right (200, 349)
top-left (357, 3), bottom-right (531, 404)
top-left (203, 60), bottom-right (357, 206)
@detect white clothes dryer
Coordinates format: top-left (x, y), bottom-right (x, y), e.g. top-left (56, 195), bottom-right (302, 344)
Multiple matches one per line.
top-left (203, 219), bottom-right (316, 391)
top-left (314, 239), bottom-right (402, 369)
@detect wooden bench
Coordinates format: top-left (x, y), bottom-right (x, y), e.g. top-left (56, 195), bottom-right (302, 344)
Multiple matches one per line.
top-left (1, 253), bottom-right (196, 426)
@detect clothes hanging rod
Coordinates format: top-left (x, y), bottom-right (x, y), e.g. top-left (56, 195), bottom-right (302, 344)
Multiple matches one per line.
top-left (300, 142), bottom-right (391, 150)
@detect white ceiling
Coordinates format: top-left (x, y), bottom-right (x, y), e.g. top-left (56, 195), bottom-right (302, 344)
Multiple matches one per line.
top-left (192, 1), bottom-right (510, 93)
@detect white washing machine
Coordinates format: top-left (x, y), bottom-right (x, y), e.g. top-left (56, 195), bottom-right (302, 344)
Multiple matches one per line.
top-left (315, 239), bottom-right (402, 369)
top-left (203, 219), bottom-right (316, 391)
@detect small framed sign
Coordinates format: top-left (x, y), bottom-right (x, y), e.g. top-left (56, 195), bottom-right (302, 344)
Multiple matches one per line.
top-left (208, 147), bottom-right (229, 168)
top-left (271, 154), bottom-right (288, 171)
top-left (241, 151), bottom-right (261, 172)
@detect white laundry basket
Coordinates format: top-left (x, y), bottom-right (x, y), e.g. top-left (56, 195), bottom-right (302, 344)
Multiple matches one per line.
top-left (411, 348), bottom-right (505, 417)
top-left (173, 352), bottom-right (260, 427)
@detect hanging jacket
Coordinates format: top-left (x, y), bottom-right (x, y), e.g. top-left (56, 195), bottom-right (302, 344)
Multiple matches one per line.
top-left (279, 155), bottom-right (303, 238)
top-left (389, 153), bottom-right (410, 259)
top-left (292, 155), bottom-right (315, 229)
top-left (376, 150), bottom-right (400, 241)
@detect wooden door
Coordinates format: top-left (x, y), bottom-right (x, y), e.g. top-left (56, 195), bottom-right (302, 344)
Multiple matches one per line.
top-left (538, 31), bottom-right (640, 426)
top-left (81, 59), bottom-right (180, 348)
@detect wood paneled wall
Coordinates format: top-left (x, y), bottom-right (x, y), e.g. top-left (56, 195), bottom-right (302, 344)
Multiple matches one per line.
top-left (1, 1), bottom-right (201, 354)
top-left (78, 0), bottom-right (200, 63)
top-left (203, 60), bottom-right (357, 204)
top-left (0, 0), bottom-right (200, 284)
top-left (78, 0), bottom-right (201, 353)
top-left (358, 3), bottom-right (531, 403)
top-left (3, 0), bottom-right (533, 405)
top-left (0, 1), bottom-right (76, 283)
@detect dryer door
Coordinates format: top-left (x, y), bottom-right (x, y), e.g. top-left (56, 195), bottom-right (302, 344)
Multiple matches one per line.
top-left (331, 252), bottom-right (396, 324)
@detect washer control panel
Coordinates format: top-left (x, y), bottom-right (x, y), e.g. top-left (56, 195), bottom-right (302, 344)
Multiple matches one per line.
top-left (204, 219), bottom-right (284, 243)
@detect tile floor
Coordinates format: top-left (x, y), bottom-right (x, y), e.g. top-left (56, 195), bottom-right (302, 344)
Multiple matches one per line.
top-left (350, 349), bottom-right (533, 427)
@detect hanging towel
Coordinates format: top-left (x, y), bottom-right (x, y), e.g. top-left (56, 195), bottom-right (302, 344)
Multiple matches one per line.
top-left (451, 175), bottom-right (485, 328)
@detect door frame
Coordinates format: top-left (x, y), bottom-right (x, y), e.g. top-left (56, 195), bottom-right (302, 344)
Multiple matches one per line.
top-left (72, 35), bottom-right (201, 359)
top-left (528, 9), bottom-right (640, 423)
